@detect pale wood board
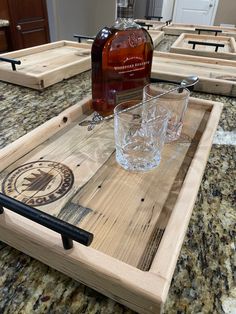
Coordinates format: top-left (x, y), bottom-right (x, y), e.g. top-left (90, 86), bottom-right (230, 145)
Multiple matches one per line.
top-left (151, 51), bottom-right (236, 97)
top-left (163, 23), bottom-right (236, 39)
top-left (0, 40), bottom-right (91, 90)
top-left (170, 33), bottom-right (236, 60)
top-left (148, 31), bottom-right (164, 47)
top-left (75, 30), bottom-right (164, 48)
top-left (0, 96), bottom-right (223, 313)
top-left (135, 19), bottom-right (166, 31)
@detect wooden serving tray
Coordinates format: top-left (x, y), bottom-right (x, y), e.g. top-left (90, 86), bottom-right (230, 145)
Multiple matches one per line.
top-left (170, 33), bottom-right (236, 60)
top-left (151, 51), bottom-right (236, 97)
top-left (0, 96), bottom-right (222, 314)
top-left (135, 19), bottom-right (166, 31)
top-left (0, 40), bottom-right (91, 90)
top-left (163, 23), bottom-right (236, 39)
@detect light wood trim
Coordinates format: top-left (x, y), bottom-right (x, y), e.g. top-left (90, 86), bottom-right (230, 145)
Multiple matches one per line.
top-left (153, 50), bottom-right (236, 67)
top-left (163, 23), bottom-right (236, 38)
top-left (152, 52), bottom-right (236, 97)
top-left (0, 209), bottom-right (166, 314)
top-left (38, 55), bottom-right (91, 77)
top-left (0, 96), bottom-right (223, 314)
top-left (230, 37), bottom-right (236, 51)
top-left (0, 96), bottom-right (92, 172)
top-left (0, 58), bottom-right (91, 90)
top-left (0, 40), bottom-right (91, 59)
top-left (149, 99), bottom-right (223, 300)
top-left (149, 31), bottom-right (164, 47)
top-left (0, 41), bottom-right (91, 89)
top-left (171, 32), bottom-right (184, 47)
top-left (0, 69), bottom-right (42, 88)
top-left (35, 57), bottom-right (91, 89)
top-left (170, 33), bottom-right (236, 60)
top-left (0, 40), bottom-right (65, 58)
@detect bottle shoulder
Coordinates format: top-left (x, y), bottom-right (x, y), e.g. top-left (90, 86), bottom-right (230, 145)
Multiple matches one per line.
top-left (112, 18), bottom-right (141, 30)
top-left (92, 25), bottom-right (153, 57)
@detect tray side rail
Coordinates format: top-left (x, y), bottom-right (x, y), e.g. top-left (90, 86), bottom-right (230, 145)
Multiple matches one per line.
top-left (149, 99), bottom-right (223, 301)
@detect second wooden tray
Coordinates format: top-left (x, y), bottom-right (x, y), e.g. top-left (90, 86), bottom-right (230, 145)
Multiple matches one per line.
top-left (151, 51), bottom-right (236, 97)
top-left (0, 95), bottom-right (222, 313)
top-left (0, 40), bottom-right (91, 90)
top-left (163, 23), bottom-right (236, 39)
top-left (170, 33), bottom-right (236, 60)
top-left (135, 19), bottom-right (166, 31)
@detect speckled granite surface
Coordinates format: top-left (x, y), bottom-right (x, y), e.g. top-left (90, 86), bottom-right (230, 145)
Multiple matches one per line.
top-left (0, 36), bottom-right (235, 314)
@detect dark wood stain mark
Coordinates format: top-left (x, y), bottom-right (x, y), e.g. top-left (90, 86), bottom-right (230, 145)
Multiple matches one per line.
top-left (57, 202), bottom-right (92, 225)
top-left (138, 228), bottom-right (165, 271)
top-left (62, 116), bottom-right (68, 123)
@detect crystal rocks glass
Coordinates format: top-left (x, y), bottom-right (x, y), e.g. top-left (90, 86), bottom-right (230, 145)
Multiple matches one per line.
top-left (114, 99), bottom-right (170, 172)
top-left (143, 83), bottom-right (190, 142)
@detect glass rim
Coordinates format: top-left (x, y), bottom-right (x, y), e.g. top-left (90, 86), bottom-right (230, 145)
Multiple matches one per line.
top-left (143, 82), bottom-right (190, 99)
top-left (114, 99), bottom-right (170, 124)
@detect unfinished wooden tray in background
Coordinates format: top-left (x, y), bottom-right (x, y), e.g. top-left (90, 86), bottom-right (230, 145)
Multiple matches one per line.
top-left (135, 19), bottom-right (166, 30)
top-left (170, 33), bottom-right (236, 60)
top-left (151, 51), bottom-right (236, 97)
top-left (0, 40), bottom-right (91, 90)
top-left (0, 95), bottom-right (222, 313)
top-left (163, 23), bottom-right (236, 39)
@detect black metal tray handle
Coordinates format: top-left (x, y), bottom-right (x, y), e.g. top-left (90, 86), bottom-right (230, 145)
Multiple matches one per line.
top-left (195, 28), bottom-right (223, 36)
top-left (0, 192), bottom-right (93, 250)
top-left (188, 40), bottom-right (225, 52)
top-left (0, 57), bottom-right (21, 71)
top-left (145, 15), bottom-right (163, 21)
top-left (136, 21), bottom-right (153, 30)
top-left (73, 34), bottom-right (95, 43)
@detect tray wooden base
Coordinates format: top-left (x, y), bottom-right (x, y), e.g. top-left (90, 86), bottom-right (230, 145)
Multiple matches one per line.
top-left (163, 23), bottom-right (236, 39)
top-left (152, 51), bottom-right (236, 97)
top-left (0, 40), bottom-right (91, 90)
top-left (170, 33), bottom-right (236, 60)
top-left (0, 96), bottom-right (223, 313)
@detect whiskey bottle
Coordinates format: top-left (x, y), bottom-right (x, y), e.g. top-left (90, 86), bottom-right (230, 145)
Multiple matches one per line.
top-left (91, 0), bottom-right (154, 116)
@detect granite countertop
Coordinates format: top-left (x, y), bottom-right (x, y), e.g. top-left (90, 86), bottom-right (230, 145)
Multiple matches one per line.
top-left (0, 36), bottom-right (235, 314)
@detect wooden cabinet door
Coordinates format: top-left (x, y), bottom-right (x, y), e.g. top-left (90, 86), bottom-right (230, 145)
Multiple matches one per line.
top-left (7, 0), bottom-right (50, 50)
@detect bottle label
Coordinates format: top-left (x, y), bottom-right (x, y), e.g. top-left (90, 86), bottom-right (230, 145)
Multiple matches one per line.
top-left (115, 87), bottom-right (143, 104)
top-left (114, 60), bottom-right (150, 74)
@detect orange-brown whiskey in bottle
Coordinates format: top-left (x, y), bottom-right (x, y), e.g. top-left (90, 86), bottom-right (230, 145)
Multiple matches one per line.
top-left (91, 0), bottom-right (154, 116)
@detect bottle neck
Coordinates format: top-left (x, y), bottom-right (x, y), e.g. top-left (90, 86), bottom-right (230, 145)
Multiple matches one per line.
top-left (116, 0), bottom-right (135, 19)
top-left (114, 0), bottom-right (139, 29)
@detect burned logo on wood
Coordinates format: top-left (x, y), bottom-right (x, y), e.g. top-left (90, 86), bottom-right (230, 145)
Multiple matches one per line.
top-left (2, 161), bottom-right (74, 206)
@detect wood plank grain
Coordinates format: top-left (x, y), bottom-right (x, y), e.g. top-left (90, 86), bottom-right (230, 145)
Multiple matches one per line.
top-left (151, 52), bottom-right (236, 97)
top-left (148, 31), bottom-right (164, 47)
top-left (0, 96), bottom-right (223, 314)
top-left (52, 104), bottom-right (209, 268)
top-left (0, 114), bottom-right (115, 217)
top-left (0, 41), bottom-right (91, 89)
top-left (163, 23), bottom-right (236, 39)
